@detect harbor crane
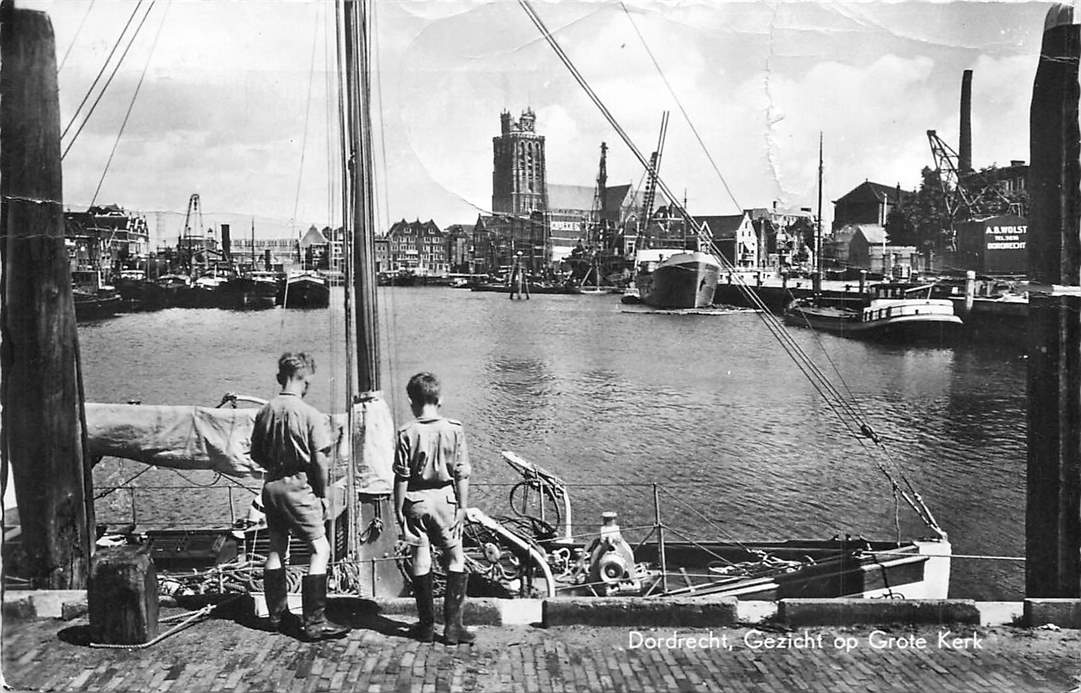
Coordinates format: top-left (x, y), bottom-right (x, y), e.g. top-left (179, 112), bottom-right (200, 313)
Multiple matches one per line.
top-left (926, 129), bottom-right (1013, 227)
top-left (640, 111), bottom-right (670, 224)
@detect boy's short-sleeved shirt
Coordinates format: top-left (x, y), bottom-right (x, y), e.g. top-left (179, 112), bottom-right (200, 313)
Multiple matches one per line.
top-left (394, 417), bottom-right (471, 499)
top-left (251, 392), bottom-right (334, 479)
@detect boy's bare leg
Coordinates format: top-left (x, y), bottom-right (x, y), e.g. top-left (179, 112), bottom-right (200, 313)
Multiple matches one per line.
top-left (412, 540), bottom-right (433, 576)
top-left (308, 536), bottom-right (331, 576)
top-left (442, 544), bottom-right (465, 573)
top-left (266, 528), bottom-right (289, 570)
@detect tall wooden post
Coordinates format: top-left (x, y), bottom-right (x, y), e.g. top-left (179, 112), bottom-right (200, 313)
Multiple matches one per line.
top-left (1026, 4), bottom-right (1081, 598)
top-left (0, 3), bottom-right (93, 588)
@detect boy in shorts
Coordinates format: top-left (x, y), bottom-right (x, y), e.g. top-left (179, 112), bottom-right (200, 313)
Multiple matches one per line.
top-left (393, 372), bottom-right (475, 645)
top-left (251, 352), bottom-right (349, 641)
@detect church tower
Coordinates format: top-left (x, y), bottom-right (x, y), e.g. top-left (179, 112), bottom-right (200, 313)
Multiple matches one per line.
top-left (492, 108), bottom-right (547, 215)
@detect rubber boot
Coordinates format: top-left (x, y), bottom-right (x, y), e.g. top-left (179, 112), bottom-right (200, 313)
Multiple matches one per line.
top-left (301, 574), bottom-right (349, 641)
top-left (442, 571), bottom-right (475, 645)
top-left (407, 572), bottom-right (436, 642)
top-left (262, 567), bottom-right (289, 633)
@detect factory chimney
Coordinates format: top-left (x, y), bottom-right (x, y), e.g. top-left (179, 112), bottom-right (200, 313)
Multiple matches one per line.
top-left (959, 69), bottom-right (973, 174)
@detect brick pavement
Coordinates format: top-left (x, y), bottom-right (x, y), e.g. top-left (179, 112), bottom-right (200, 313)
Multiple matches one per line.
top-left (3, 608), bottom-right (1081, 692)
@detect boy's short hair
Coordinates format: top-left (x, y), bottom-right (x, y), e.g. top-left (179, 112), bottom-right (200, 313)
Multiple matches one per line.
top-left (406, 372), bottom-right (441, 405)
top-left (277, 352), bottom-right (316, 385)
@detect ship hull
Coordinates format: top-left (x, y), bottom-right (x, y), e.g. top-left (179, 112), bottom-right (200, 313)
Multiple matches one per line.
top-left (283, 274), bottom-right (330, 308)
top-left (636, 252), bottom-right (721, 309)
top-left (785, 304), bottom-right (962, 341)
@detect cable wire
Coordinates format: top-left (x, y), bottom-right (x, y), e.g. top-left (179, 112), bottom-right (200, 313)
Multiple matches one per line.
top-left (58, 0), bottom-right (96, 72)
top-left (62, 1), bottom-right (153, 158)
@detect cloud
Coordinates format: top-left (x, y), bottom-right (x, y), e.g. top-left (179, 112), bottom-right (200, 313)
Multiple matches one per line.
top-left (24, 0), bottom-right (1054, 233)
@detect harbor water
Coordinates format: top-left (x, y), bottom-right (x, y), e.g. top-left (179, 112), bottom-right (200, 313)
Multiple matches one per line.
top-left (80, 287), bottom-right (1026, 600)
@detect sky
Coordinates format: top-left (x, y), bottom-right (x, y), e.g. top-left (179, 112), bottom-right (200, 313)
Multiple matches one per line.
top-left (21, 0), bottom-right (1052, 245)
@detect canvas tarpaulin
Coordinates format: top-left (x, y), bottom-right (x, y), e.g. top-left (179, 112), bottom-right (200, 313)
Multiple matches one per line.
top-left (84, 403), bottom-right (359, 480)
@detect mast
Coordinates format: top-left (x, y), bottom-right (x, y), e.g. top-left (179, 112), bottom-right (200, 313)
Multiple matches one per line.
top-left (816, 132), bottom-right (823, 280)
top-left (343, 0), bottom-right (379, 392)
top-left (250, 218), bottom-right (255, 272)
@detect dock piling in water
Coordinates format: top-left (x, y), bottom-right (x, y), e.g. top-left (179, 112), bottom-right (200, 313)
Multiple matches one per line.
top-left (1026, 3), bottom-right (1081, 599)
top-left (0, 3), bottom-right (93, 588)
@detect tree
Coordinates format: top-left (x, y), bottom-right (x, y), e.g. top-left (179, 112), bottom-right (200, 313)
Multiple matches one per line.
top-left (884, 206), bottom-right (916, 246)
top-left (895, 167), bottom-right (952, 251)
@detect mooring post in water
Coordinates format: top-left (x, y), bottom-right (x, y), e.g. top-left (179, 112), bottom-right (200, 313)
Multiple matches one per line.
top-left (963, 270), bottom-right (976, 317)
top-left (0, 2), bottom-right (94, 588)
top-left (1026, 3), bottom-right (1081, 598)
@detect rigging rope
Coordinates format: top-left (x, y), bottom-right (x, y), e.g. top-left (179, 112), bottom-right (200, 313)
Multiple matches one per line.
top-left (62, 1), bottom-right (155, 160)
top-left (61, 0), bottom-right (143, 140)
top-left (519, 0), bottom-right (942, 536)
top-left (89, 1), bottom-right (171, 208)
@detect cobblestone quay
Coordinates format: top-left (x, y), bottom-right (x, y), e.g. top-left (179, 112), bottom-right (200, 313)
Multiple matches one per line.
top-left (4, 611), bottom-right (1081, 692)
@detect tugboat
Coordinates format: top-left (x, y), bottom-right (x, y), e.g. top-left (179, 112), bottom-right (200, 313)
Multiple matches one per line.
top-left (114, 269), bottom-right (166, 312)
top-left (218, 271), bottom-right (280, 310)
top-left (784, 282), bottom-right (963, 340)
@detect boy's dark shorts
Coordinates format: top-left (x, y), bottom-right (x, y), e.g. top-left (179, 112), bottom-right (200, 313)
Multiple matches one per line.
top-left (403, 488), bottom-right (461, 550)
top-left (262, 472), bottom-right (326, 543)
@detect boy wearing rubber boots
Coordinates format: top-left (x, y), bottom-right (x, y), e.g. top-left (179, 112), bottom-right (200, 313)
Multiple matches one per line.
top-left (251, 352), bottom-right (350, 642)
top-left (394, 372), bottom-right (475, 645)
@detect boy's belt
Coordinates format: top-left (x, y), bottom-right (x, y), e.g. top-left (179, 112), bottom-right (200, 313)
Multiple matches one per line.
top-left (407, 481), bottom-right (454, 492)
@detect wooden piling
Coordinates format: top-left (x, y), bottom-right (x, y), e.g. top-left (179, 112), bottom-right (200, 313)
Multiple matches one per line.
top-left (0, 4), bottom-right (93, 588)
top-left (1026, 4), bottom-right (1081, 598)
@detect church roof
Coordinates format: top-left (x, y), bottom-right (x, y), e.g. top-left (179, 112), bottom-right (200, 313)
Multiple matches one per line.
top-left (547, 184), bottom-right (596, 212)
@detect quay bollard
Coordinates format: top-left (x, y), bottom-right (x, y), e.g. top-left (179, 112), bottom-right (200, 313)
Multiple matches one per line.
top-left (88, 544), bottom-right (159, 645)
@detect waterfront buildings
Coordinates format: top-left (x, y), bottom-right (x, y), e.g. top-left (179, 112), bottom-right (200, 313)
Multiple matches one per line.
top-left (63, 204), bottom-right (150, 275)
top-left (383, 219), bottom-right (449, 275)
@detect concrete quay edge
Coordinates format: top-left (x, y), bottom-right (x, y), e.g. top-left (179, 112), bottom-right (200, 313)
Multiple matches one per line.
top-left (3, 590), bottom-right (1077, 629)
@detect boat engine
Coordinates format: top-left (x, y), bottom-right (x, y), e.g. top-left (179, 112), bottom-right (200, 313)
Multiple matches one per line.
top-left (587, 512), bottom-right (640, 594)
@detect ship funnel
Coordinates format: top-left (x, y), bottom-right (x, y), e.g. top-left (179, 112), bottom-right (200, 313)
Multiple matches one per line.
top-left (959, 69), bottom-right (973, 174)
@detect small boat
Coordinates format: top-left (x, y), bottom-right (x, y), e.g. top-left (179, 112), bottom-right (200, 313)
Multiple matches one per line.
top-left (634, 249), bottom-right (721, 309)
top-left (154, 273), bottom-right (192, 308)
top-left (784, 282), bottom-right (963, 340)
top-left (282, 270), bottom-right (329, 308)
top-left (71, 269), bottom-right (121, 321)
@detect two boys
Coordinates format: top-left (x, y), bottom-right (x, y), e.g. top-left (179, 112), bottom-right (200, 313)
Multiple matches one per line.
top-left (254, 356), bottom-right (472, 645)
